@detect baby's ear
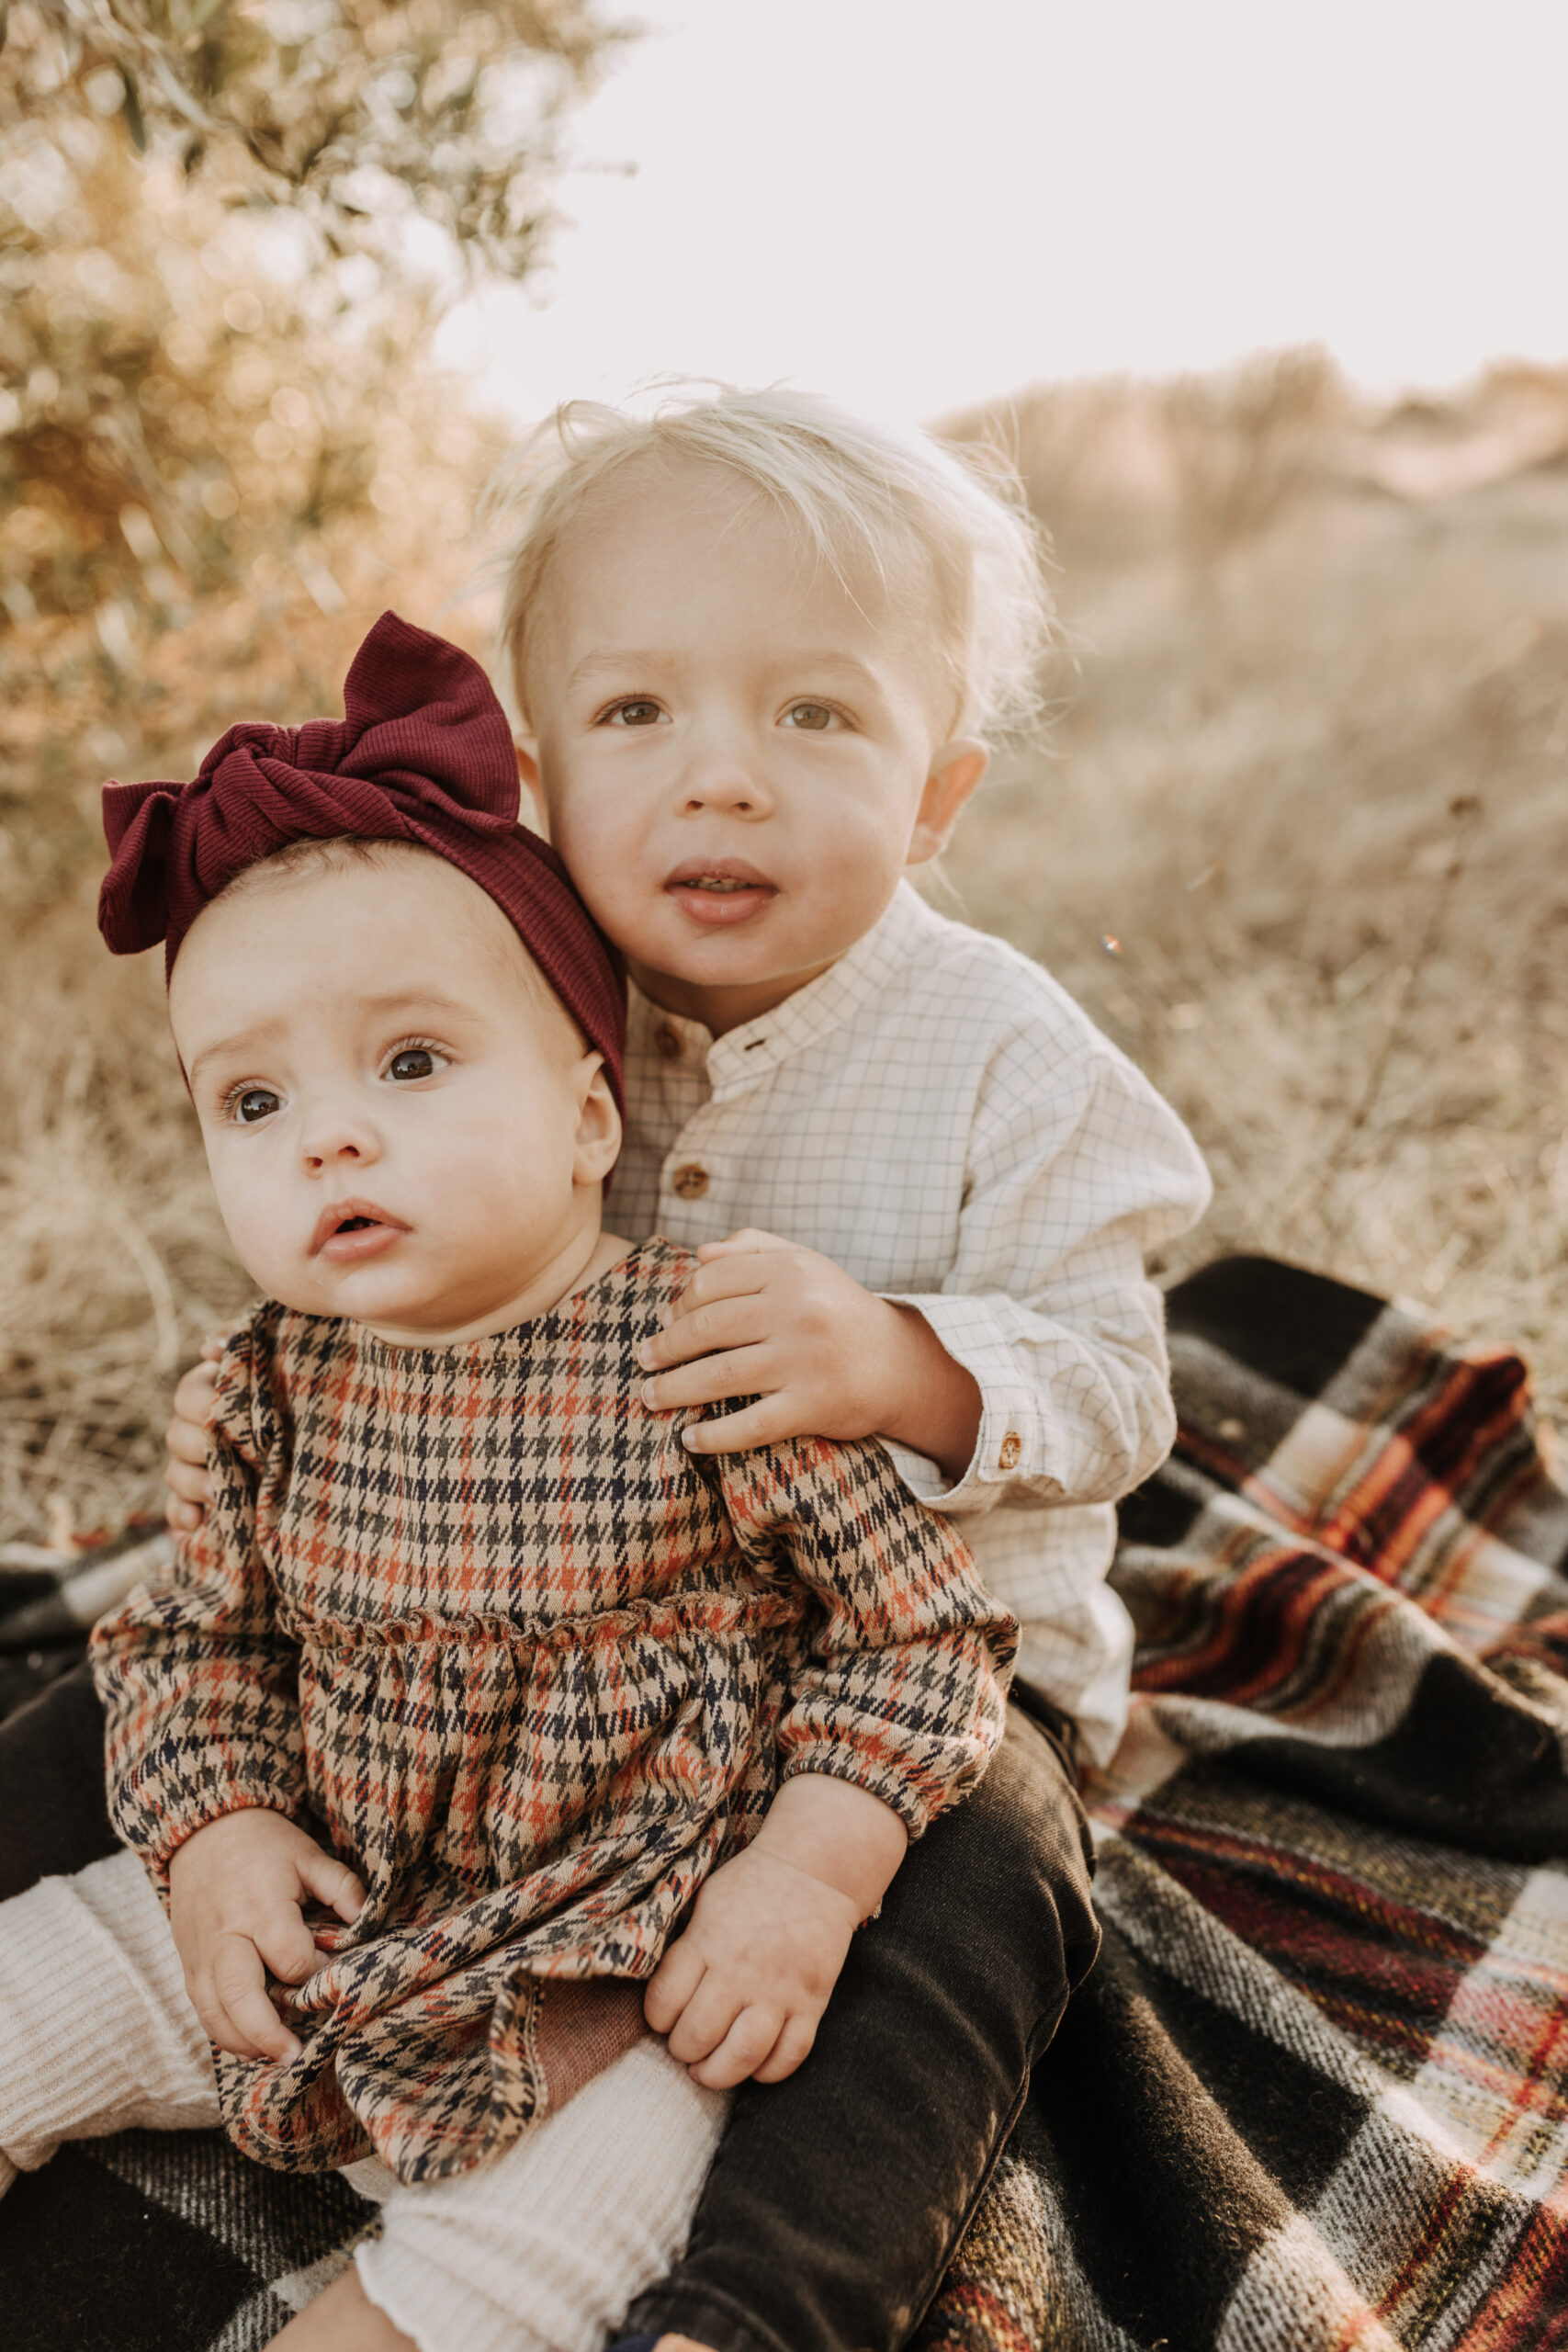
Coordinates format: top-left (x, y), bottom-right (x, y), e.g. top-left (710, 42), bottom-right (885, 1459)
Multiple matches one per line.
top-left (908, 740), bottom-right (988, 865)
top-left (515, 740), bottom-right (547, 835)
top-left (572, 1056), bottom-right (622, 1187)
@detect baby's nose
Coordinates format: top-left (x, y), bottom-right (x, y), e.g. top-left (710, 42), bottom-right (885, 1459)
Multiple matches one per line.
top-left (301, 1114), bottom-right (378, 1170)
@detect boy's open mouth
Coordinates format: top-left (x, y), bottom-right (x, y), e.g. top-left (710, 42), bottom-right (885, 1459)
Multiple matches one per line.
top-left (310, 1199), bottom-right (410, 1264)
top-left (663, 859), bottom-right (777, 928)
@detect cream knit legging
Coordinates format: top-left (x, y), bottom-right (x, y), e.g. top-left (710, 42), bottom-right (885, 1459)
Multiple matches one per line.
top-left (0, 1851), bottom-right (728, 2352)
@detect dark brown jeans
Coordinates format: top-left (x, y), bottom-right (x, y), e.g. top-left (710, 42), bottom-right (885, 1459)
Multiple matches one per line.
top-left (623, 1698), bottom-right (1100, 2352)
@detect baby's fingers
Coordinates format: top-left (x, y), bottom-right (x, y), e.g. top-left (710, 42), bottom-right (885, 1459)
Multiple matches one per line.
top-left (254, 1901), bottom-right (324, 1989)
top-left (750, 2010), bottom-right (820, 2085)
top-left (686, 2002), bottom-right (789, 2089)
top-left (643, 1935), bottom-right (706, 2038)
top-left (209, 1934), bottom-right (301, 2062)
top-left (297, 1848), bottom-right (366, 1927)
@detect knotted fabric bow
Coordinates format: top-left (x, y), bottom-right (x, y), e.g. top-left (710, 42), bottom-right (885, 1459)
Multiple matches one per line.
top-left (97, 611), bottom-right (625, 1111)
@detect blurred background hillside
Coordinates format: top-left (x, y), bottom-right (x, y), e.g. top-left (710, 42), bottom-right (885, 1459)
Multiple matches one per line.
top-left (3, 1), bottom-right (1567, 1544)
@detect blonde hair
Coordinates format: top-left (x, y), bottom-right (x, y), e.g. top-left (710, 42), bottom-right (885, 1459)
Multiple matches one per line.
top-left (492, 384), bottom-right (1051, 739)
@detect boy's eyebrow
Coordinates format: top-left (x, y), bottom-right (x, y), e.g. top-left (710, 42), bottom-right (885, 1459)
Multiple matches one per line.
top-left (567, 648), bottom-right (681, 687)
top-left (568, 648), bottom-right (886, 692)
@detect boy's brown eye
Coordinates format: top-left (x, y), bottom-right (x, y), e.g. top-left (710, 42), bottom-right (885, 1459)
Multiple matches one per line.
top-left (785, 702), bottom-right (835, 730)
top-left (389, 1048), bottom-right (436, 1082)
top-left (236, 1087), bottom-right (281, 1125)
top-left (610, 699), bottom-right (662, 726)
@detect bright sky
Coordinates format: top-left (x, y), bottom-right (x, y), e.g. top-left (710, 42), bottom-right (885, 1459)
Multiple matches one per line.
top-left (437, 0), bottom-right (1568, 428)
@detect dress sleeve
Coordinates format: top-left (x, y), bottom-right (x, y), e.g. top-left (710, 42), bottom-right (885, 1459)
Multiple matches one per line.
top-left (715, 1431), bottom-right (1018, 1838)
top-left (90, 1314), bottom-right (306, 1885)
top-left (879, 1012), bottom-right (1212, 1519)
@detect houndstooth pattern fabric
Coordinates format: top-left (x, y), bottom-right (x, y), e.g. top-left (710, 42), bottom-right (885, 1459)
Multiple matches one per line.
top-left (91, 1238), bottom-right (1014, 2188)
top-left (608, 881), bottom-right (1211, 1764)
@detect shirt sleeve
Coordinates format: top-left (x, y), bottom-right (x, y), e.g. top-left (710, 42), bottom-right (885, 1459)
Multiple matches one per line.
top-left (714, 1430), bottom-right (1018, 1838)
top-left (90, 1315), bottom-right (306, 1885)
top-left (879, 1011), bottom-right (1212, 1519)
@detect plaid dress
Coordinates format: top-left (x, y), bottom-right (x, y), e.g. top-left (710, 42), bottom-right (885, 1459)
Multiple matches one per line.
top-left (91, 1239), bottom-right (1015, 2186)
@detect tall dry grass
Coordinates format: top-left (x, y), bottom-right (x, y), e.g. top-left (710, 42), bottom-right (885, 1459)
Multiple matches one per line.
top-left (943, 356), bottom-right (1568, 1433)
top-left (4, 350), bottom-right (1567, 1541)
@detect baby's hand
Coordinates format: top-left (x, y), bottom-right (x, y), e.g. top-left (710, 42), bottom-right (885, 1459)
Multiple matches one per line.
top-left (637, 1230), bottom-right (980, 1476)
top-left (164, 1328), bottom-right (236, 1532)
top-left (642, 1842), bottom-right (859, 2089)
top-left (643, 1773), bottom-right (907, 2088)
top-left (167, 1809), bottom-right (365, 2062)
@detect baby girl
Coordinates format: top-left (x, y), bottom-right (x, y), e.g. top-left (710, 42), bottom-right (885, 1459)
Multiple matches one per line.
top-left (0, 616), bottom-right (1015, 2352)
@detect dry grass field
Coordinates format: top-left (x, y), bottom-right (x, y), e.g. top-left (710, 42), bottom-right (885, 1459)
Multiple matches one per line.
top-left (4, 352), bottom-right (1568, 1544)
top-left (945, 356), bottom-right (1568, 1427)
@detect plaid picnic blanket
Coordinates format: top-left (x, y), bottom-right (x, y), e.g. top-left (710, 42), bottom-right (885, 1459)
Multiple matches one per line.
top-left (5, 1253), bottom-right (1567, 2349)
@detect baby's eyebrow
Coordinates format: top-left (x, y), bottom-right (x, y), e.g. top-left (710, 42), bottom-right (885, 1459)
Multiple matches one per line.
top-left (184, 992), bottom-right (480, 1089)
top-left (185, 1023), bottom-right (285, 1091)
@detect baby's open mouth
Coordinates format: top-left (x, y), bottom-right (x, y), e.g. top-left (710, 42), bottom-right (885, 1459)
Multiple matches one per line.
top-left (310, 1200), bottom-right (410, 1261)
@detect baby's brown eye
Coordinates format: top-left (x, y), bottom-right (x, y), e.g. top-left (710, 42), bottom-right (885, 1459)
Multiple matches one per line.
top-left (236, 1088), bottom-right (280, 1125)
top-left (389, 1048), bottom-right (436, 1082)
top-left (609, 699), bottom-right (662, 727)
top-left (785, 702), bottom-right (835, 730)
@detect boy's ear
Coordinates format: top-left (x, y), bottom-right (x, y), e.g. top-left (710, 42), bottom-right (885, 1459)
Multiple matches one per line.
top-left (571, 1056), bottom-right (622, 1188)
top-left (907, 740), bottom-right (988, 865)
top-left (515, 741), bottom-right (547, 837)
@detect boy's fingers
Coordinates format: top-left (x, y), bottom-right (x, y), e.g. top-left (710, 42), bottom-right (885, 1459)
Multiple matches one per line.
top-left (640, 1298), bottom-right (767, 1372)
top-left (173, 1360), bottom-right (220, 1424)
top-left (681, 1399), bottom-right (795, 1455)
top-left (164, 1409), bottom-right (211, 1470)
top-left (164, 1454), bottom-right (214, 1510)
top-left (680, 1256), bottom-right (777, 1304)
top-left (643, 1939), bottom-right (706, 2037)
top-left (165, 1495), bottom-right (203, 1534)
top-left (694, 1229), bottom-right (789, 1261)
top-left (644, 1349), bottom-right (775, 1416)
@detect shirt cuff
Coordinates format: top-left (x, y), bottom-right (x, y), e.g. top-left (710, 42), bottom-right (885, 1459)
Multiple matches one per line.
top-left (878, 1292), bottom-right (1063, 1512)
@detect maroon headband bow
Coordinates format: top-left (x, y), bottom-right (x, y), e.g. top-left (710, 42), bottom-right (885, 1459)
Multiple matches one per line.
top-left (97, 612), bottom-right (625, 1113)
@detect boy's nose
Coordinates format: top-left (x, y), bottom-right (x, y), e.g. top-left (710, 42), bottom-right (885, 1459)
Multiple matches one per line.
top-left (678, 749), bottom-right (772, 818)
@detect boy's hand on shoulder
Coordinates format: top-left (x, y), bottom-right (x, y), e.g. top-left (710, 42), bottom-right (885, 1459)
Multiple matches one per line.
top-left (167, 1808), bottom-right (365, 2063)
top-left (164, 1328), bottom-right (235, 1532)
top-left (637, 1229), bottom-right (981, 1478)
top-left (642, 1841), bottom-right (859, 2088)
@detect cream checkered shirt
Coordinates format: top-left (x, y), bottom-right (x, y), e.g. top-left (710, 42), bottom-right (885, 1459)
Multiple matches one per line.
top-left (605, 882), bottom-right (1212, 1762)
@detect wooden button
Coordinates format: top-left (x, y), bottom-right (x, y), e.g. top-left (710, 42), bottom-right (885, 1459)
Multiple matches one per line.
top-left (653, 1023), bottom-right (683, 1061)
top-left (671, 1163), bottom-right (709, 1200)
top-left (998, 1430), bottom-right (1022, 1470)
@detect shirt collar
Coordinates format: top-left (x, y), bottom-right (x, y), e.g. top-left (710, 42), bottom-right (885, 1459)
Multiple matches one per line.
top-left (626, 882), bottom-right (942, 1098)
